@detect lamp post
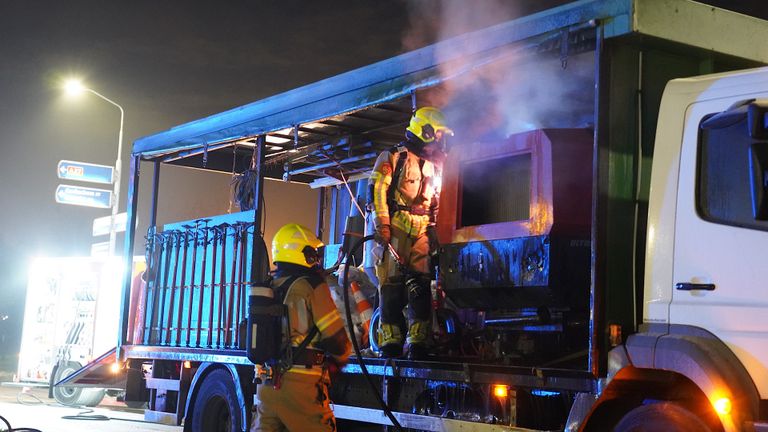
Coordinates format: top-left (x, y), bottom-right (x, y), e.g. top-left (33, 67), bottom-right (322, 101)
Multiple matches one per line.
top-left (64, 79), bottom-right (124, 257)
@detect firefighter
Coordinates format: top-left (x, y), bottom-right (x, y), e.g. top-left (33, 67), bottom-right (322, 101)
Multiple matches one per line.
top-left (370, 106), bottom-right (452, 359)
top-left (251, 223), bottom-right (352, 432)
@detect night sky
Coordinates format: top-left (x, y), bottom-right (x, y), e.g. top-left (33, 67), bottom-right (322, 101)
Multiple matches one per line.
top-left (0, 0), bottom-right (765, 358)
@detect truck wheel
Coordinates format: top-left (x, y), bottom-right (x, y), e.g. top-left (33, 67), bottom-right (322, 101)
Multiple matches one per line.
top-left (614, 402), bottom-right (715, 432)
top-left (52, 362), bottom-right (106, 407)
top-left (189, 369), bottom-right (241, 432)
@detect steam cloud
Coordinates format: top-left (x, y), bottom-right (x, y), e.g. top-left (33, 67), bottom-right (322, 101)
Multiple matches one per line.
top-left (403, 0), bottom-right (595, 144)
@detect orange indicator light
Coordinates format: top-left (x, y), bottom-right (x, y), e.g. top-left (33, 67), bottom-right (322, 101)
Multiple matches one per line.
top-left (493, 384), bottom-right (508, 398)
top-left (713, 397), bottom-right (732, 415)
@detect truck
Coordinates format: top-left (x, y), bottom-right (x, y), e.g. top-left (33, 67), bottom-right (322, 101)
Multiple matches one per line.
top-left (17, 256), bottom-right (145, 407)
top-left (59, 0), bottom-right (768, 430)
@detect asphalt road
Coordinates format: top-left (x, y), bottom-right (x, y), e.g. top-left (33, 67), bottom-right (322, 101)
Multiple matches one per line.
top-left (0, 384), bottom-right (181, 432)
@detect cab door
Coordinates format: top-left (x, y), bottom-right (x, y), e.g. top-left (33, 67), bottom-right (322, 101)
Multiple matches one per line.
top-left (672, 95), bottom-right (768, 396)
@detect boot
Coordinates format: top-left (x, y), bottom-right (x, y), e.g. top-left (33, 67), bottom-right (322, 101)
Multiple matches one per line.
top-left (405, 320), bottom-right (430, 360)
top-left (406, 343), bottom-right (428, 360)
top-left (378, 322), bottom-right (403, 358)
top-left (380, 344), bottom-right (403, 358)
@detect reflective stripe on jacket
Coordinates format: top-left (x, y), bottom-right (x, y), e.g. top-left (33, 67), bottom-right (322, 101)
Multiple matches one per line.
top-left (273, 266), bottom-right (351, 364)
top-left (371, 149), bottom-right (437, 237)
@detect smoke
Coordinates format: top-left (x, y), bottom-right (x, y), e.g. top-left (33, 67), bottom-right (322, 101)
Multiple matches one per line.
top-left (403, 1), bottom-right (595, 143)
top-left (402, 0), bottom-right (518, 52)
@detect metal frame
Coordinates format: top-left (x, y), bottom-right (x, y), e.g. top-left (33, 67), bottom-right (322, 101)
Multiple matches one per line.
top-left (108, 4), bottom-right (768, 431)
top-left (590, 22), bottom-right (608, 378)
top-left (118, 0), bottom-right (768, 368)
top-left (123, 345), bottom-right (250, 365)
top-left (119, 154), bottom-right (141, 357)
top-left (333, 404), bottom-right (527, 431)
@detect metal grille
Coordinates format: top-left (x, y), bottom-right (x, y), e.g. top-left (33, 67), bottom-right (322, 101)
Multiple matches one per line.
top-left (139, 220), bottom-right (255, 349)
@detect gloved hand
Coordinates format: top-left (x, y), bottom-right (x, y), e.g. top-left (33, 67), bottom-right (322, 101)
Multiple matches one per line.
top-left (327, 356), bottom-right (341, 371)
top-left (374, 224), bottom-right (391, 246)
top-left (325, 355), bottom-right (346, 381)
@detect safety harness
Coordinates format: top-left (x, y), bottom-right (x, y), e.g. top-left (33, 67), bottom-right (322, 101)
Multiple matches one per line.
top-left (270, 274), bottom-right (322, 388)
top-left (386, 145), bottom-right (429, 217)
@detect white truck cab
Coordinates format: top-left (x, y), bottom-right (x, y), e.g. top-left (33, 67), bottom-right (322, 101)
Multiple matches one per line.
top-left (592, 68), bottom-right (768, 432)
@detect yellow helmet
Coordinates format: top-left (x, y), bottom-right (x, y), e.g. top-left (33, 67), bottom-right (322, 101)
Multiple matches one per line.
top-left (406, 107), bottom-right (453, 143)
top-left (272, 223), bottom-right (324, 268)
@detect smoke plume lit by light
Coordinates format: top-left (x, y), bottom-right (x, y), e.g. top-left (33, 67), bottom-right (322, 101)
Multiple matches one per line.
top-left (404, 1), bottom-right (595, 145)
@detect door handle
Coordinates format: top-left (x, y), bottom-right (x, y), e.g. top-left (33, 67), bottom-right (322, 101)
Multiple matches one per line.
top-left (675, 282), bottom-right (716, 291)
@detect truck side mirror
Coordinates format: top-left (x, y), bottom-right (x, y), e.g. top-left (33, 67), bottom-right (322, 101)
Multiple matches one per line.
top-left (700, 99), bottom-right (752, 130)
top-left (748, 101), bottom-right (768, 140)
top-left (749, 143), bottom-right (768, 220)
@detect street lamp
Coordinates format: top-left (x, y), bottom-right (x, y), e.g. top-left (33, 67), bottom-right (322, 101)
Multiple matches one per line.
top-left (64, 78), bottom-right (124, 257)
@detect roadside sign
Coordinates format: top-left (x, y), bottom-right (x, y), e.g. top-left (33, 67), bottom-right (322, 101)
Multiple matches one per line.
top-left (92, 213), bottom-right (129, 236)
top-left (90, 241), bottom-right (110, 257)
top-left (55, 185), bottom-right (113, 209)
top-left (57, 160), bottom-right (114, 185)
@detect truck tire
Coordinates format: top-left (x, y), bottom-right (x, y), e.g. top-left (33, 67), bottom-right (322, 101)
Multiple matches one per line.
top-left (189, 369), bottom-right (241, 432)
top-left (613, 402), bottom-right (715, 432)
top-left (52, 362), bottom-right (105, 407)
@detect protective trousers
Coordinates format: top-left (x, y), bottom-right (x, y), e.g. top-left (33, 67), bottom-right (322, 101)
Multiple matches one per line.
top-left (251, 370), bottom-right (335, 432)
top-left (375, 223), bottom-right (431, 348)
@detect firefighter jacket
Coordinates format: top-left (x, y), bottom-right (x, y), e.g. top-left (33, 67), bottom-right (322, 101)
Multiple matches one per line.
top-left (272, 263), bottom-right (351, 376)
top-left (370, 140), bottom-right (441, 238)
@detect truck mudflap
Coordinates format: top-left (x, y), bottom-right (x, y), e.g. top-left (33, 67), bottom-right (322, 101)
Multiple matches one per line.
top-left (53, 347), bottom-right (125, 389)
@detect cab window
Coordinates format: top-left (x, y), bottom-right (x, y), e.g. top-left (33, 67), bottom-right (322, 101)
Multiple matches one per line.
top-left (697, 100), bottom-right (768, 230)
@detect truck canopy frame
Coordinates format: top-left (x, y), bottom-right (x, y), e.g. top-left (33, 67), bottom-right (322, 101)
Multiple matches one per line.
top-left (118, 0), bottom-right (768, 379)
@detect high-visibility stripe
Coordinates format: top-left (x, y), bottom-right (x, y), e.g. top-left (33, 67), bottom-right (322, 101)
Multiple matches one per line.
top-left (315, 311), bottom-right (341, 332)
top-left (291, 335), bottom-right (315, 345)
top-left (391, 211), bottom-right (429, 237)
top-left (371, 170), bottom-right (391, 221)
top-left (284, 367), bottom-right (323, 376)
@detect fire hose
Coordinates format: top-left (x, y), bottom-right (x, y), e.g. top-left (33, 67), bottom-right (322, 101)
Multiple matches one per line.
top-left (341, 234), bottom-right (403, 431)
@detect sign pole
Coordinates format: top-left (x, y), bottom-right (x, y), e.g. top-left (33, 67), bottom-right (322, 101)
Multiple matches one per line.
top-left (109, 104), bottom-right (124, 257)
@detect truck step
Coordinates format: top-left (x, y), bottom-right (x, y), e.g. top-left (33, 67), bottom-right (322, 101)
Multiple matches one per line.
top-left (146, 377), bottom-right (181, 392)
top-left (144, 409), bottom-right (178, 425)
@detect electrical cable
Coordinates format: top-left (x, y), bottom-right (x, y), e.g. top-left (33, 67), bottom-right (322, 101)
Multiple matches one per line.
top-left (16, 392), bottom-right (46, 406)
top-left (0, 414), bottom-right (11, 431)
top-left (0, 414), bottom-right (43, 432)
top-left (338, 170), bottom-right (365, 217)
top-left (341, 234), bottom-right (403, 431)
top-left (60, 409), bottom-right (163, 425)
top-left (260, 193), bottom-right (267, 236)
top-left (60, 408), bottom-right (109, 421)
top-left (231, 169), bottom-right (258, 211)
top-left (9, 389), bottom-right (156, 428)
top-left (228, 145), bottom-right (239, 213)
